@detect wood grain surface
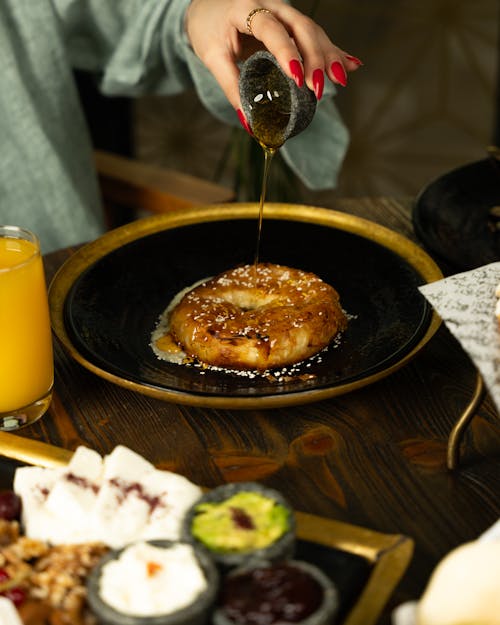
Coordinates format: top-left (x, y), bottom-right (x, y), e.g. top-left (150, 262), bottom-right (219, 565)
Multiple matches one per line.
top-left (17, 197), bottom-right (500, 623)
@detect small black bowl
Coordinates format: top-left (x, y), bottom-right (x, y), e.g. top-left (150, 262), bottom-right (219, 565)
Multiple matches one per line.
top-left (86, 540), bottom-right (219, 625)
top-left (182, 482), bottom-right (296, 570)
top-left (213, 559), bottom-right (339, 625)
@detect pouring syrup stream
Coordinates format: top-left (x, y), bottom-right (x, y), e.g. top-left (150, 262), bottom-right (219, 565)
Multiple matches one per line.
top-left (254, 146), bottom-right (275, 267)
top-left (249, 75), bottom-right (290, 267)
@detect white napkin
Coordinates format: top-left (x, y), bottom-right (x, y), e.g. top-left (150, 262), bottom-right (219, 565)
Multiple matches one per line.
top-left (418, 261), bottom-right (500, 413)
top-left (391, 519), bottom-right (500, 625)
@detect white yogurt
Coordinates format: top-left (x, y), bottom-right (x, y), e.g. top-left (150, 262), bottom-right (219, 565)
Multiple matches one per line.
top-left (99, 542), bottom-right (207, 616)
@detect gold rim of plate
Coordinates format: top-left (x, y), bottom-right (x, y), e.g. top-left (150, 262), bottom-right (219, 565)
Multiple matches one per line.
top-left (48, 203), bottom-right (443, 409)
top-left (0, 431), bottom-right (414, 625)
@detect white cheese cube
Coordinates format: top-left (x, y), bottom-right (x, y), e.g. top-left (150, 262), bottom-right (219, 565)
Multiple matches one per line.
top-left (13, 466), bottom-right (64, 541)
top-left (45, 448), bottom-right (102, 532)
top-left (65, 446), bottom-right (103, 481)
top-left (141, 469), bottom-right (202, 541)
top-left (91, 478), bottom-right (152, 548)
top-left (102, 446), bottom-right (154, 482)
top-left (12, 445), bottom-right (202, 549)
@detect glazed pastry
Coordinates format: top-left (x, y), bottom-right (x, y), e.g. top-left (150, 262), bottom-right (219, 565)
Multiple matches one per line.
top-left (165, 263), bottom-right (347, 371)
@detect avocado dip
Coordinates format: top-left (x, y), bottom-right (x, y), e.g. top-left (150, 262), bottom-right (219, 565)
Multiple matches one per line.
top-left (191, 491), bottom-right (291, 553)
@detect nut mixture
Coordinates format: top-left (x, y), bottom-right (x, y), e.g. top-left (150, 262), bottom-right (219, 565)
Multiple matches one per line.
top-left (0, 519), bottom-right (108, 625)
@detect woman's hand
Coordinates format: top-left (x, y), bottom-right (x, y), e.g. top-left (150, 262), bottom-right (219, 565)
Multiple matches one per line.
top-left (185, 0), bottom-right (362, 121)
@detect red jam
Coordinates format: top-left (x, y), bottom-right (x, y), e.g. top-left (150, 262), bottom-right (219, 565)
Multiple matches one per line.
top-left (230, 506), bottom-right (255, 530)
top-left (219, 563), bottom-right (324, 625)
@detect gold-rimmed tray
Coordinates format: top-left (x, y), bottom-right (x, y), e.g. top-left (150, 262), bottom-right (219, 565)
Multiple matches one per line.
top-left (48, 203), bottom-right (443, 408)
top-left (0, 432), bottom-right (413, 625)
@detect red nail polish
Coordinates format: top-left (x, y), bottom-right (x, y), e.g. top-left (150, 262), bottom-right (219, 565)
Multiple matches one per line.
top-left (331, 61), bottom-right (347, 87)
top-left (345, 54), bottom-right (363, 66)
top-left (237, 109), bottom-right (252, 135)
top-left (289, 59), bottom-right (304, 88)
top-left (312, 68), bottom-right (324, 100)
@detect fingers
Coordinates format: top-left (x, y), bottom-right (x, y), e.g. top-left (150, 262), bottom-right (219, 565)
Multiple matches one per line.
top-left (200, 48), bottom-right (244, 111)
top-left (185, 0), bottom-right (243, 110)
top-left (241, 3), bottom-right (363, 97)
top-left (185, 0), bottom-right (363, 123)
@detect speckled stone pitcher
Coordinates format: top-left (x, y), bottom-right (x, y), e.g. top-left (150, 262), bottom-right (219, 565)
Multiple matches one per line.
top-left (239, 51), bottom-right (317, 149)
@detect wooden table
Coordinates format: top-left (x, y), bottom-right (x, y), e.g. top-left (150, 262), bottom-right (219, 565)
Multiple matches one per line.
top-left (15, 198), bottom-right (500, 622)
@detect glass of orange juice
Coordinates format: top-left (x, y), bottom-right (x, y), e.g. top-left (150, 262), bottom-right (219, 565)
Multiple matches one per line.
top-left (0, 226), bottom-right (53, 430)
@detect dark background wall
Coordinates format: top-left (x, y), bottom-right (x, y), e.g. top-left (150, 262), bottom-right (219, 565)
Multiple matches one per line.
top-left (79, 0), bottom-right (499, 205)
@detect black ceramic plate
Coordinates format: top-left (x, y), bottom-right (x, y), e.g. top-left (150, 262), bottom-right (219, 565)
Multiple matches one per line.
top-left (413, 157), bottom-right (500, 271)
top-left (49, 203), bottom-right (442, 408)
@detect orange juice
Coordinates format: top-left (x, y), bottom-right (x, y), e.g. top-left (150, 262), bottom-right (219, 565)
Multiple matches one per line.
top-left (0, 231), bottom-right (53, 415)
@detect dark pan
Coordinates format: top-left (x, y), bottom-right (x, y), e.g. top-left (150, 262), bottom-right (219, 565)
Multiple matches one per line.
top-left (413, 157), bottom-right (500, 271)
